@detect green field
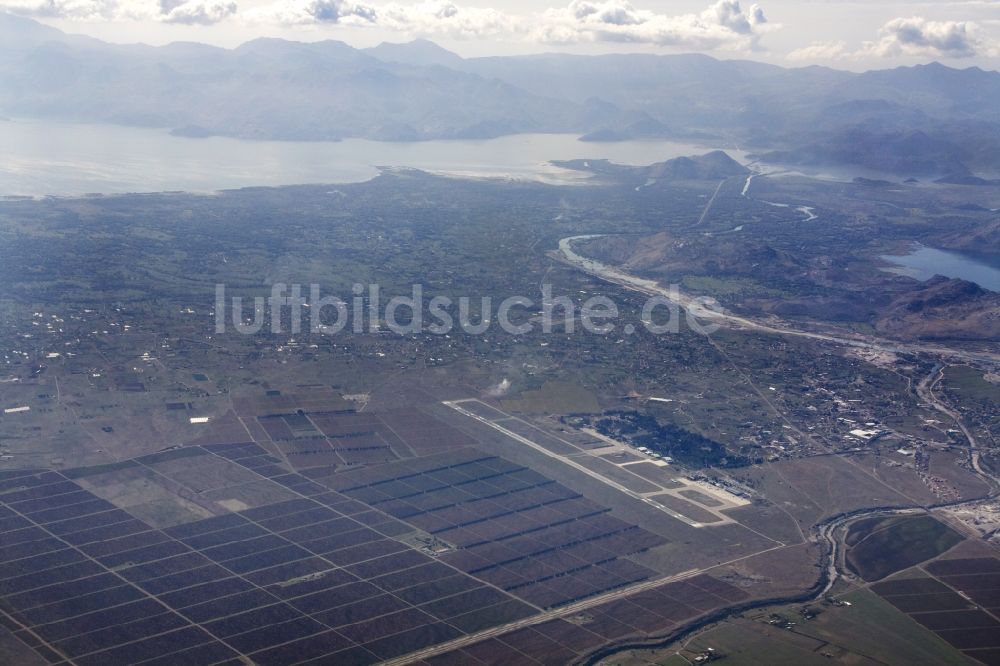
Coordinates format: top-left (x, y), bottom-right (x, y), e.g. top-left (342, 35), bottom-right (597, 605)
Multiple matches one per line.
top-left (845, 515), bottom-right (964, 582)
top-left (945, 366), bottom-right (1000, 404)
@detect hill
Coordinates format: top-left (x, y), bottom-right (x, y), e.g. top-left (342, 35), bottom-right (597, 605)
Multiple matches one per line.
top-left (876, 276), bottom-right (1000, 341)
top-left (551, 151), bottom-right (748, 186)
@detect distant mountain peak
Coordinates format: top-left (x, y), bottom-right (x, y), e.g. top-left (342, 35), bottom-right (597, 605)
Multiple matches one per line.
top-left (1, 18), bottom-right (998, 157)
top-left (646, 151), bottom-right (749, 180)
top-left (0, 10), bottom-right (98, 48)
top-left (365, 39), bottom-right (463, 68)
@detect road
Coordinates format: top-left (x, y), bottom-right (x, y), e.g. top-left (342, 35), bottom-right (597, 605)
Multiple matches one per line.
top-left (379, 543), bottom-right (788, 666)
top-left (556, 235), bottom-right (1000, 366)
top-left (917, 364), bottom-right (997, 488)
top-left (378, 400), bottom-right (791, 665)
top-left (549, 234), bottom-right (1000, 662)
top-left (693, 179), bottom-right (725, 227)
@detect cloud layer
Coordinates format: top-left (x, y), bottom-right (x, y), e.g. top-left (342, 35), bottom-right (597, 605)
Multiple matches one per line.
top-left (1, 0), bottom-right (235, 23)
top-left (3, 0), bottom-right (996, 64)
top-left (375, 2), bottom-right (515, 38)
top-left (246, 0), bottom-right (771, 45)
top-left (534, 0), bottom-right (772, 49)
top-left (1, 0), bottom-right (772, 45)
top-left (787, 40), bottom-right (847, 62)
top-left (245, 0), bottom-right (376, 26)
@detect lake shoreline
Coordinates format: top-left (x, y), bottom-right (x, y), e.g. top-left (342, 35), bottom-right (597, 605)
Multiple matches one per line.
top-left (0, 119), bottom-right (746, 198)
top-left (880, 243), bottom-right (1000, 292)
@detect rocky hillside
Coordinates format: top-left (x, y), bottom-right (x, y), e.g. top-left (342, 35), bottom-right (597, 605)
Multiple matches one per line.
top-left (875, 276), bottom-right (1000, 341)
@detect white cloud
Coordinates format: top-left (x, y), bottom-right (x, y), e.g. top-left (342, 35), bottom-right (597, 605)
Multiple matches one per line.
top-left (787, 16), bottom-right (999, 63)
top-left (1, 0), bottom-right (234, 22)
top-left (160, 0), bottom-right (236, 24)
top-left (534, 0), bottom-right (775, 50)
top-left (246, 0), bottom-right (514, 36)
top-left (787, 40), bottom-right (847, 62)
top-left (1, 0), bottom-right (125, 20)
top-left (865, 16), bottom-right (983, 58)
top-left (245, 0), bottom-right (375, 25)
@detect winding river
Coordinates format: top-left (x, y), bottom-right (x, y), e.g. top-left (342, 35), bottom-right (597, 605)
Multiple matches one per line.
top-left (555, 235), bottom-right (1000, 664)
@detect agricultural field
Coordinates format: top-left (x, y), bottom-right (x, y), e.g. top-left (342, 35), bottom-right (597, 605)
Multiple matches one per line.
top-left (868, 547), bottom-right (1000, 663)
top-left (0, 161), bottom-right (998, 664)
top-left (845, 515), bottom-right (965, 582)
top-left (0, 394), bottom-right (816, 665)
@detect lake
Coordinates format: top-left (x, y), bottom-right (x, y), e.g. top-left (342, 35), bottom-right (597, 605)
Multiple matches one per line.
top-left (0, 118), bottom-right (746, 197)
top-left (881, 244), bottom-right (1000, 292)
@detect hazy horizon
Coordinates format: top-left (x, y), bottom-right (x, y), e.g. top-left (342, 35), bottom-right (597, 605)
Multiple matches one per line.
top-left (3, 0), bottom-right (999, 73)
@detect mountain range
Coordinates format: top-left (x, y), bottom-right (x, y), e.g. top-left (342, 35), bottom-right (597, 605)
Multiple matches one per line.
top-left (2, 12), bottom-right (999, 177)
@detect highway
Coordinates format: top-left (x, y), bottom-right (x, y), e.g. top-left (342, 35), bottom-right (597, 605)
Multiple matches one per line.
top-left (916, 364), bottom-right (998, 490)
top-left (547, 234), bottom-right (1000, 662)
top-left (556, 235), bottom-right (1000, 365)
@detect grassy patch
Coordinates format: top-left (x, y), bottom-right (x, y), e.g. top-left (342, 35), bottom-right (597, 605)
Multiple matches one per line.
top-left (945, 366), bottom-right (1000, 404)
top-left (791, 588), bottom-right (970, 666)
top-left (502, 380), bottom-right (600, 414)
top-left (618, 589), bottom-right (971, 666)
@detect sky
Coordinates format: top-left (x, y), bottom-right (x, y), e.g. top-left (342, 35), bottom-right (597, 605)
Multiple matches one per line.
top-left (5, 0), bottom-right (1000, 71)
